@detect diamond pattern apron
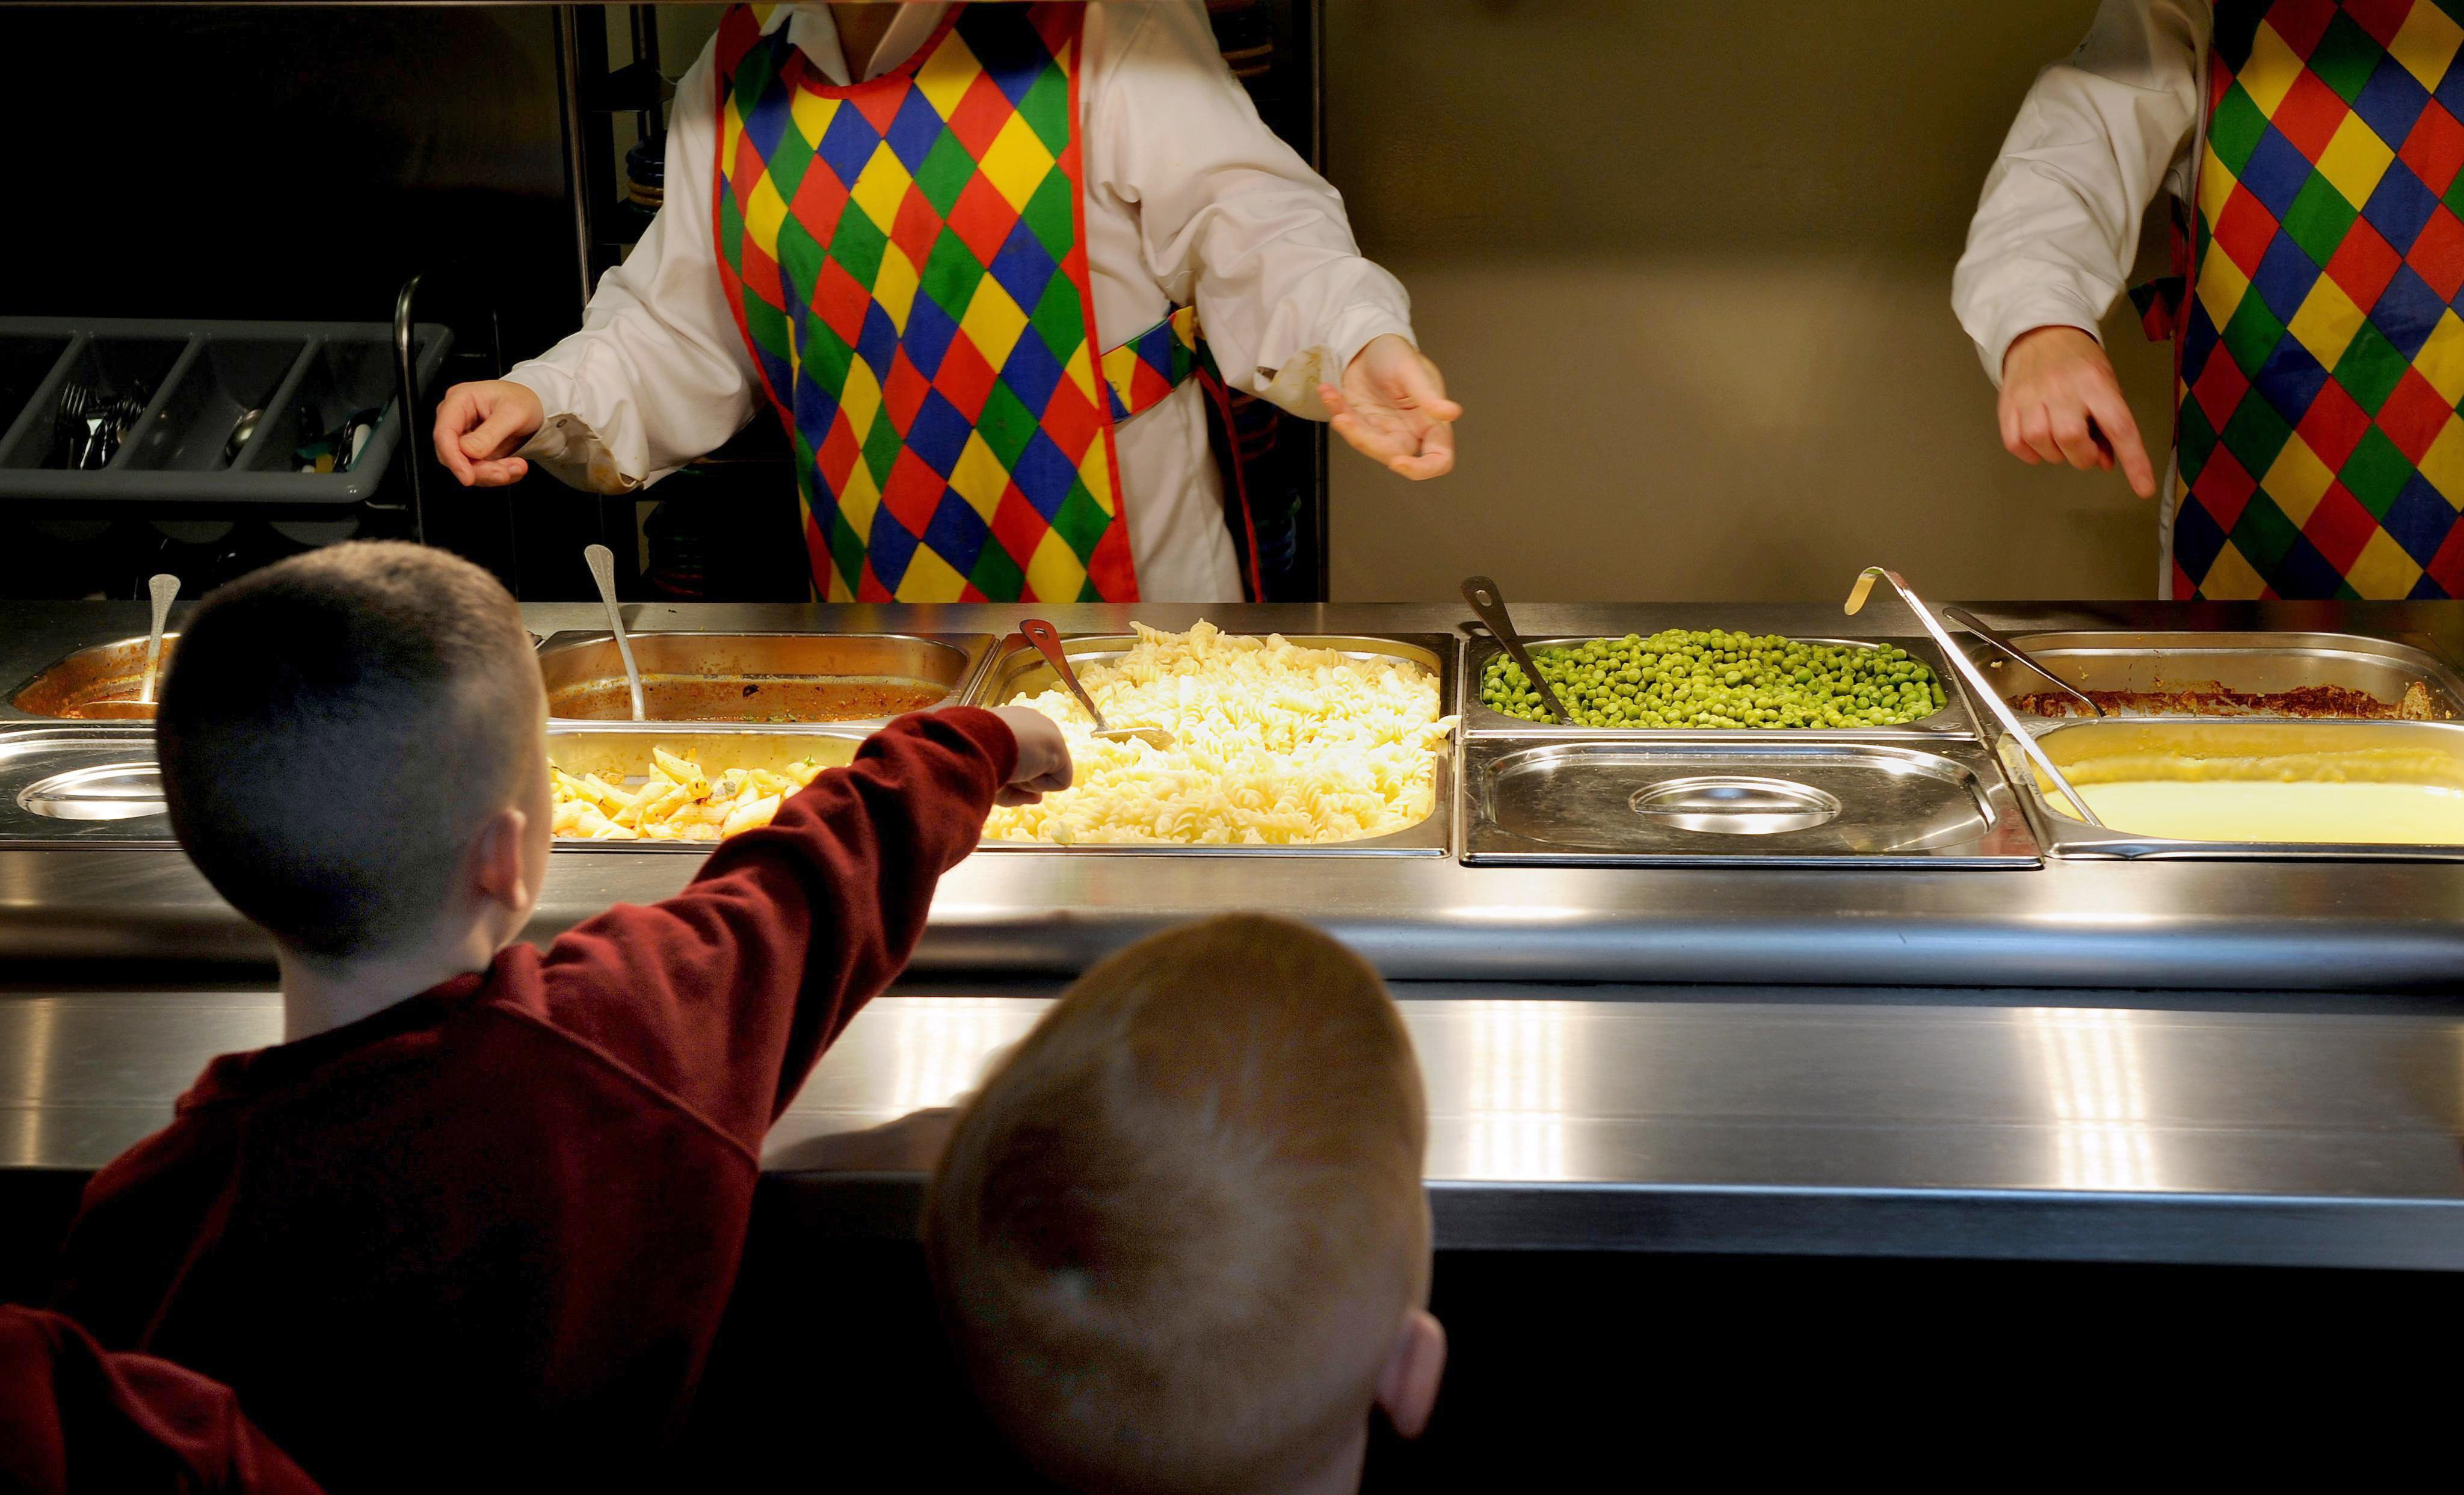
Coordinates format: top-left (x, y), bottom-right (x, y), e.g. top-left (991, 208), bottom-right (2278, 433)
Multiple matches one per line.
top-left (2174, 0), bottom-right (2464, 599)
top-left (713, 3), bottom-right (1183, 602)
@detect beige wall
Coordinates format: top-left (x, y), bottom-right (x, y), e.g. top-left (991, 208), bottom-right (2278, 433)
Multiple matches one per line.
top-left (1323, 0), bottom-right (2175, 602)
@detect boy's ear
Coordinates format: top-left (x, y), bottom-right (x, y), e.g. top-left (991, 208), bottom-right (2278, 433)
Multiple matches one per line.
top-left (1375, 1309), bottom-right (1447, 1440)
top-left (469, 805), bottom-right (534, 912)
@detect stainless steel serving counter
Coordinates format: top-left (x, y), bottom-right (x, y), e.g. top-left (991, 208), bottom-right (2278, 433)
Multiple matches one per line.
top-left (8, 599), bottom-right (2464, 990)
top-left (11, 982), bottom-right (2464, 1270)
top-left (9, 597), bottom-right (2464, 1272)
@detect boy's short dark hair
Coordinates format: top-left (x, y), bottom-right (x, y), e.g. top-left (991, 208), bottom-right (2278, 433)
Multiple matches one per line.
top-left (926, 914), bottom-right (1429, 1495)
top-left (156, 541), bottom-right (542, 963)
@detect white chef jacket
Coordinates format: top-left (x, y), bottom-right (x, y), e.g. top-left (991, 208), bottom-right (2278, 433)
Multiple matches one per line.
top-left (1950, 0), bottom-right (2213, 594)
top-left (507, 1), bottom-right (1416, 603)
top-left (1952, 0), bottom-right (2212, 383)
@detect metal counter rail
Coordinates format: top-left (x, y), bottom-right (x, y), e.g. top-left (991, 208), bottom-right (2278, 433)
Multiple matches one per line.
top-left (9, 600), bottom-right (2464, 989)
top-left (10, 985), bottom-right (2464, 1270)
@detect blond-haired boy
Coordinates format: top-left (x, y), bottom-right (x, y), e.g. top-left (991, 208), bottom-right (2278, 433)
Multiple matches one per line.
top-left (926, 913), bottom-right (1444, 1494)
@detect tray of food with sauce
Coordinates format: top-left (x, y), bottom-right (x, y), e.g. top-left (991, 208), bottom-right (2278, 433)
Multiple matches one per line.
top-left (535, 630), bottom-right (996, 726)
top-left (1967, 630), bottom-right (2464, 726)
top-left (10, 629), bottom-right (542, 721)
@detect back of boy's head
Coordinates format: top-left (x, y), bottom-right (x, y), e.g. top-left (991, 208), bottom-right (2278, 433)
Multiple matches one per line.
top-left (156, 541), bottom-right (541, 964)
top-left (926, 914), bottom-right (1429, 1495)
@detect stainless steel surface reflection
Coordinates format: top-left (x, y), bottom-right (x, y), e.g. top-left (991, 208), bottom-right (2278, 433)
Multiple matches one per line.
top-left (1465, 739), bottom-right (2035, 865)
top-left (14, 988), bottom-right (2464, 1268)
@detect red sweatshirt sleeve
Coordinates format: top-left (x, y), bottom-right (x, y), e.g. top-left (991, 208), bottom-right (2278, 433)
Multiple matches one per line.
top-left (0, 1306), bottom-right (324, 1495)
top-left (520, 707), bottom-right (1015, 1148)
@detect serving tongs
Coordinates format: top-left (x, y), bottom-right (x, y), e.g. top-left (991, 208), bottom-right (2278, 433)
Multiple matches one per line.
top-left (1461, 575), bottom-right (1574, 726)
top-left (1846, 567), bottom-right (2104, 827)
top-left (1018, 619), bottom-right (1174, 750)
top-left (1941, 605), bottom-right (2104, 720)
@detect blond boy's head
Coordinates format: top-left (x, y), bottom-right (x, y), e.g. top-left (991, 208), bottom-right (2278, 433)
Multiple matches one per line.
top-left (156, 541), bottom-right (547, 966)
top-left (926, 914), bottom-right (1442, 1495)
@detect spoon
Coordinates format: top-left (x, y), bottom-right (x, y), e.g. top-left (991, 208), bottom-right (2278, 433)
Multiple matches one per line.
top-left (1846, 567), bottom-right (2102, 827)
top-left (138, 573), bottom-right (179, 707)
top-left (1461, 575), bottom-right (1574, 727)
top-left (583, 543), bottom-right (645, 722)
top-left (1018, 619), bottom-right (1173, 750)
top-left (1942, 605), bottom-right (2105, 719)
top-left (224, 406), bottom-right (265, 465)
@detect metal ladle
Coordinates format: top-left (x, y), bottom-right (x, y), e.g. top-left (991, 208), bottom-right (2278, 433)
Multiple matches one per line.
top-left (1018, 619), bottom-right (1173, 750)
top-left (583, 543), bottom-right (645, 721)
top-left (1847, 567), bottom-right (2103, 826)
top-left (1941, 605), bottom-right (2105, 720)
top-left (1461, 575), bottom-right (1574, 727)
top-left (138, 573), bottom-right (179, 707)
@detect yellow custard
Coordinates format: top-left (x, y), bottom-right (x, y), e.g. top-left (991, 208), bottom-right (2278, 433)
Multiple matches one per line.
top-left (2061, 780), bottom-right (2464, 845)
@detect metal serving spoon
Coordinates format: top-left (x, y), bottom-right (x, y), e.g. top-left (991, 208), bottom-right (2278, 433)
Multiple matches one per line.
top-left (1846, 567), bottom-right (2103, 827)
top-left (138, 573), bottom-right (179, 707)
top-left (1461, 575), bottom-right (1575, 727)
top-left (1941, 605), bottom-right (2105, 720)
top-left (224, 406), bottom-right (265, 465)
top-left (583, 543), bottom-right (645, 722)
top-left (1018, 618), bottom-right (1173, 750)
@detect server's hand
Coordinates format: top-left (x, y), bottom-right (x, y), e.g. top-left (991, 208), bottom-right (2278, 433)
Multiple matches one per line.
top-left (1323, 334), bottom-right (1461, 481)
top-left (987, 706), bottom-right (1074, 808)
top-left (1999, 326), bottom-right (2157, 498)
top-left (433, 380), bottom-right (546, 488)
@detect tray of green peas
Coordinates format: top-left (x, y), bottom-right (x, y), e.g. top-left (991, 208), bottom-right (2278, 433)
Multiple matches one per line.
top-left (1466, 629), bottom-right (1971, 736)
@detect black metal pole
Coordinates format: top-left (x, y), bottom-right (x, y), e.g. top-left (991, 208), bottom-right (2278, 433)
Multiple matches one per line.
top-left (550, 5), bottom-right (595, 319)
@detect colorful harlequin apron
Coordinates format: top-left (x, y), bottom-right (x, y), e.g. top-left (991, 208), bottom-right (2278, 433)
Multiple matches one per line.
top-left (713, 4), bottom-right (1234, 603)
top-left (2158, 0), bottom-right (2464, 599)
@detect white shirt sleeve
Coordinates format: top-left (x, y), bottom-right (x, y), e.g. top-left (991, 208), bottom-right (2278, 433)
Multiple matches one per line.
top-left (505, 37), bottom-right (760, 493)
top-left (1952, 0), bottom-right (2211, 386)
top-left (1085, 0), bottom-right (1416, 420)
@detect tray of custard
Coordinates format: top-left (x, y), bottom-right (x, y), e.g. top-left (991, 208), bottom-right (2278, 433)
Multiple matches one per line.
top-left (2007, 718), bottom-right (2464, 860)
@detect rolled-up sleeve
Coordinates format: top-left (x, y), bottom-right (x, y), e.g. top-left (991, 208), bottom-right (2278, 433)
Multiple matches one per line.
top-left (1087, 0), bottom-right (1415, 421)
top-left (506, 42), bottom-right (762, 492)
top-left (1953, 0), bottom-right (2208, 385)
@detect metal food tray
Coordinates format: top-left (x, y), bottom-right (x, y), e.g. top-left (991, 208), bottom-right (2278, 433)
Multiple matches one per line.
top-left (10, 633), bottom-right (184, 719)
top-left (0, 726), bottom-right (173, 846)
top-left (535, 630), bottom-right (996, 726)
top-left (9, 628), bottom-right (546, 721)
top-left (1459, 632), bottom-right (1974, 740)
top-left (969, 630), bottom-right (1456, 856)
top-left (547, 724), bottom-right (872, 851)
top-left (1461, 735), bottom-right (2037, 868)
top-left (2006, 718), bottom-right (2464, 861)
top-left (0, 724), bottom-right (875, 853)
top-left (1970, 630), bottom-right (2464, 730)
top-left (0, 316), bottom-right (449, 507)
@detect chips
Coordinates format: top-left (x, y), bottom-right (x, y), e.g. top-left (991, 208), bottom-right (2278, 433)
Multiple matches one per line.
top-left (548, 746), bottom-right (827, 842)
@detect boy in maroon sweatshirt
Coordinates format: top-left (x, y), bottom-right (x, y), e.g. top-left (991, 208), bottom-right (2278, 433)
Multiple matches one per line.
top-left (49, 541), bottom-right (1068, 1491)
top-left (0, 1305), bottom-right (322, 1495)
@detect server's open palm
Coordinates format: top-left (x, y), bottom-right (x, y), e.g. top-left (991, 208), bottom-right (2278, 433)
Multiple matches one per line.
top-left (434, 380), bottom-right (544, 488)
top-left (1324, 334), bottom-right (1460, 481)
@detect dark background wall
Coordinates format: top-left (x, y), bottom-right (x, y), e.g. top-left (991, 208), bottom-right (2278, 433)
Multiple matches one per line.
top-left (0, 4), bottom-right (642, 599)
